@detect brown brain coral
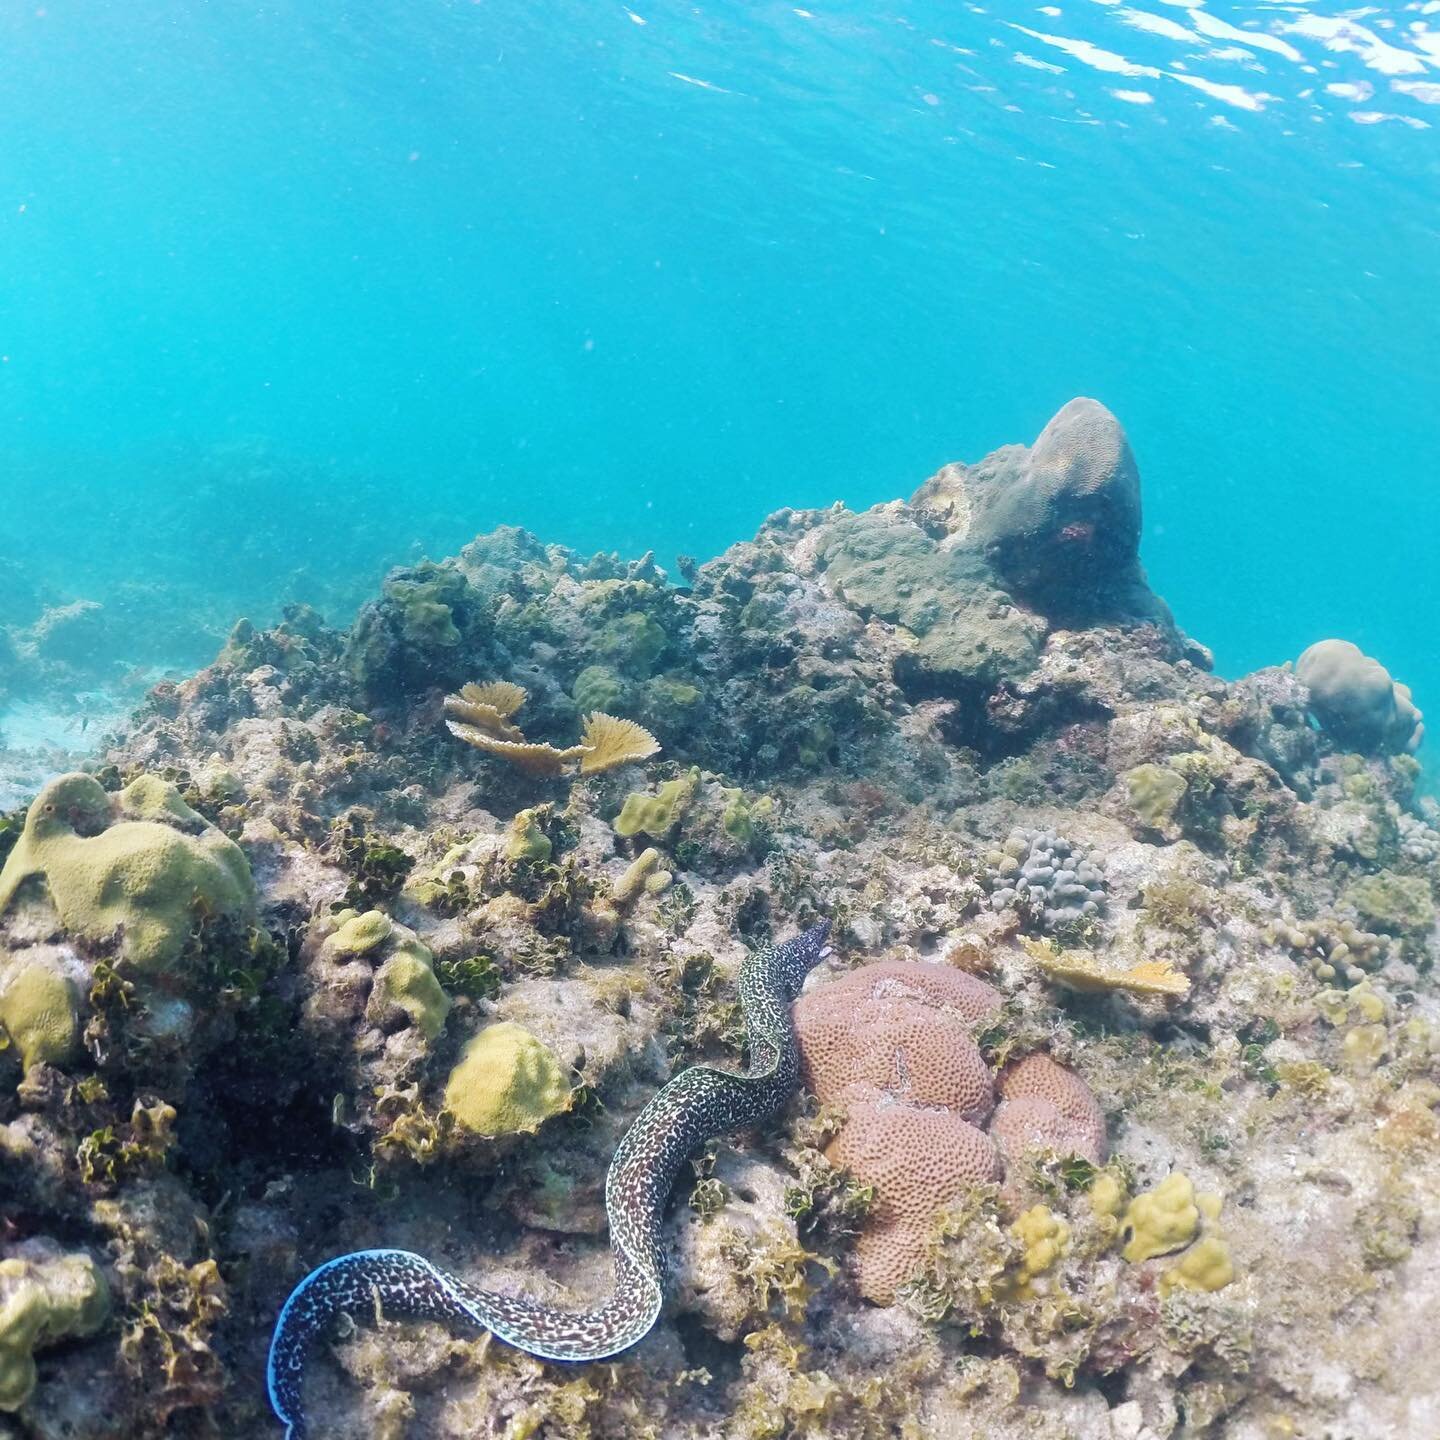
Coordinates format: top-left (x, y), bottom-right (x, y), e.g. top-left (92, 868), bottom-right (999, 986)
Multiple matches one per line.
top-left (794, 960), bottom-right (1105, 1303)
top-left (795, 961), bottom-right (1001, 1123)
top-left (989, 1053), bottom-right (1107, 1173)
top-left (828, 1101), bottom-right (1001, 1304)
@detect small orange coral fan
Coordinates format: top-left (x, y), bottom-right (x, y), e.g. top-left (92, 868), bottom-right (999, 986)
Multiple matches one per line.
top-left (442, 682), bottom-right (660, 779)
top-left (577, 711), bottom-right (661, 775)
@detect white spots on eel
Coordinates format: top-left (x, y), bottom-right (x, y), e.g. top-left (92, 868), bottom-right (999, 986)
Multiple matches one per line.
top-left (266, 920), bottom-right (833, 1438)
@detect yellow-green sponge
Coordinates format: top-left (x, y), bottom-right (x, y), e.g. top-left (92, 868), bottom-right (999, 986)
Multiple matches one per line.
top-left (443, 1021), bottom-right (572, 1137)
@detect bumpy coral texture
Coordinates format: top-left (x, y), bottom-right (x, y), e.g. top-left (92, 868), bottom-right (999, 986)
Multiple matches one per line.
top-left (0, 1244), bottom-right (109, 1412)
top-left (989, 1053), bottom-right (1108, 1174)
top-left (1296, 639), bottom-right (1424, 755)
top-left (985, 828), bottom-right (1107, 930)
top-left (828, 1103), bottom-right (1002, 1305)
top-left (795, 961), bottom-right (1104, 1303)
top-left (0, 772), bottom-right (254, 973)
top-left (443, 1021), bottom-right (573, 1137)
top-left (795, 960), bottom-right (1002, 1120)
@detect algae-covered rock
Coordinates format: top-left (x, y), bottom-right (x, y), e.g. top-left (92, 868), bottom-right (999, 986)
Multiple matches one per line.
top-left (0, 773), bottom-right (254, 973)
top-left (912, 397), bottom-right (1167, 624)
top-left (593, 611), bottom-right (667, 676)
top-left (0, 959), bottom-right (77, 1070)
top-left (0, 1243), bottom-right (109, 1411)
top-left (1344, 870), bottom-right (1436, 935)
top-left (820, 509), bottom-right (1045, 693)
top-left (1123, 762), bottom-right (1188, 839)
top-left (442, 1021), bottom-right (572, 1136)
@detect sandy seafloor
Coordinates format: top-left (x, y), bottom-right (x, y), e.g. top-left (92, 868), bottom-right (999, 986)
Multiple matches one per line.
top-left (1, 401), bottom-right (1437, 1440)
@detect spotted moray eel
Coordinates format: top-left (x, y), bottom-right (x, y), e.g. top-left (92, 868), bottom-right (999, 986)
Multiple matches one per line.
top-left (266, 920), bottom-right (833, 1437)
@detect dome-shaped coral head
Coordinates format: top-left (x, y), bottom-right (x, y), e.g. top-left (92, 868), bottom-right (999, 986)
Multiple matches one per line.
top-left (829, 1101), bottom-right (1002, 1304)
top-left (1296, 639), bottom-right (1424, 755)
top-left (794, 960), bottom-right (1002, 1118)
top-left (988, 1053), bottom-right (1107, 1177)
top-left (975, 397), bottom-right (1142, 597)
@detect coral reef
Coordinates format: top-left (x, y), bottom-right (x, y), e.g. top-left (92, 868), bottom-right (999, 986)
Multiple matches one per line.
top-left (0, 398), bottom-right (1434, 1439)
top-left (794, 960), bottom-right (1102, 1301)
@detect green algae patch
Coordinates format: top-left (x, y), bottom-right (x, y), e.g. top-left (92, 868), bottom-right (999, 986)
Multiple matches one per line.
top-left (0, 773), bottom-right (255, 974)
top-left (443, 1021), bottom-right (572, 1137)
top-left (0, 960), bottom-right (77, 1071)
top-left (0, 1248), bottom-right (109, 1411)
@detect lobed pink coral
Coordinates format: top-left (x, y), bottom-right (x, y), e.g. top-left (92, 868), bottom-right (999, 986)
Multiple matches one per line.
top-left (794, 960), bottom-right (1105, 1303)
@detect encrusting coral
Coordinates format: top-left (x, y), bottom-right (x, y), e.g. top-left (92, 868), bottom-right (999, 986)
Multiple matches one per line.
top-left (0, 1243), bottom-right (110, 1412)
top-left (442, 1020), bottom-right (573, 1136)
top-left (0, 958), bottom-right (77, 1070)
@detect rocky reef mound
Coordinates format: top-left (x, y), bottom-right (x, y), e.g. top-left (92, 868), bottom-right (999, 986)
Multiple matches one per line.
top-left (1, 400), bottom-right (1436, 1440)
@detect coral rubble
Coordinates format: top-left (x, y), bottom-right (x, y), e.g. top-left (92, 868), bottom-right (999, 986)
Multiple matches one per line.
top-left (0, 397), bottom-right (1435, 1439)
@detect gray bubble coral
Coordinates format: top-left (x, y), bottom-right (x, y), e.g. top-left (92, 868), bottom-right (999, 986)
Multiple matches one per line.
top-left (1296, 639), bottom-right (1423, 755)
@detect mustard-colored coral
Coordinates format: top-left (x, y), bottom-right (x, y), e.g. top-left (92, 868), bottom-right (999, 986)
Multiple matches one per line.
top-left (1160, 1236), bottom-right (1235, 1296)
top-left (577, 711), bottom-right (661, 775)
top-left (1121, 1173), bottom-right (1209, 1262)
top-left (325, 908), bottom-right (394, 956)
top-left (504, 809), bottom-right (553, 863)
top-left (1020, 936), bottom-right (1190, 999)
top-left (0, 960), bottom-right (77, 1071)
top-left (326, 910), bottom-right (452, 1043)
top-left (371, 942), bottom-right (452, 1042)
top-left (1008, 1205), bottom-right (1070, 1297)
top-left (614, 768), bottom-right (699, 839)
top-left (612, 847), bottom-right (671, 907)
top-left (443, 682), bottom-right (659, 779)
top-left (0, 773), bottom-right (254, 974)
top-left (443, 1021), bottom-right (572, 1136)
top-left (0, 1247), bottom-right (109, 1411)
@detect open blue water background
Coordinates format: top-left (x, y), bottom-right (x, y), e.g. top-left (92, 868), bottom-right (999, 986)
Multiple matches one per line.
top-left (1, 2), bottom-right (1436, 746)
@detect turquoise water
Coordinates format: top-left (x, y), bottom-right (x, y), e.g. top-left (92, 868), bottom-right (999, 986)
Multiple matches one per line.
top-left (1, 3), bottom-right (1437, 715)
